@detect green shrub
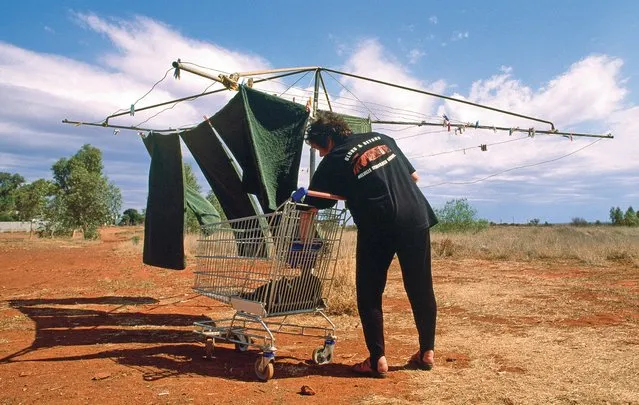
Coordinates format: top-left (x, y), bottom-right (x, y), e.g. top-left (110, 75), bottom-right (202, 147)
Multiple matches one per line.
top-left (433, 198), bottom-right (489, 233)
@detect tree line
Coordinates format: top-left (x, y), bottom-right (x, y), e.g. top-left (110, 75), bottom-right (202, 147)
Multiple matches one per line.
top-left (1, 144), bottom-right (224, 239)
top-left (1, 145), bottom-right (122, 239)
top-left (609, 206), bottom-right (639, 226)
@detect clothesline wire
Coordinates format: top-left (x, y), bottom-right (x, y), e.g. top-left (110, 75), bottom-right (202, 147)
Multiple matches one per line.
top-left (114, 68), bottom-right (422, 127)
top-left (408, 135), bottom-right (530, 160)
top-left (420, 138), bottom-right (603, 189)
top-left (135, 80), bottom-right (219, 127)
top-left (105, 67), bottom-right (173, 121)
top-left (395, 128), bottom-right (449, 140)
top-left (120, 61), bottom-right (566, 137)
top-left (274, 84), bottom-right (439, 122)
top-left (373, 125), bottom-right (422, 132)
top-left (278, 71), bottom-right (312, 98)
top-left (110, 64), bottom-right (569, 145)
top-left (173, 62), bottom-right (448, 123)
top-left (322, 71), bottom-right (381, 121)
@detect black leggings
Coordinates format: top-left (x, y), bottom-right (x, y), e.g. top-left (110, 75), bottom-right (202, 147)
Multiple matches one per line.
top-left (355, 226), bottom-right (436, 368)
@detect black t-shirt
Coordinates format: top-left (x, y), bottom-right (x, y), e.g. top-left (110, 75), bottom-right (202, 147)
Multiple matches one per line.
top-left (305, 132), bottom-right (438, 231)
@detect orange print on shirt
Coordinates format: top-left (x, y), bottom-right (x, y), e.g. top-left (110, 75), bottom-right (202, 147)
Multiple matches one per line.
top-left (352, 145), bottom-right (391, 175)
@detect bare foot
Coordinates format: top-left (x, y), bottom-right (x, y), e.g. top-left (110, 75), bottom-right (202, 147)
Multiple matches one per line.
top-left (408, 350), bottom-right (434, 370)
top-left (352, 356), bottom-right (388, 378)
top-left (377, 356), bottom-right (389, 373)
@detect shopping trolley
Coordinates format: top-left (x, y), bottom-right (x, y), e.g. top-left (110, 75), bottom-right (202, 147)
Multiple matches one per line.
top-left (192, 197), bottom-right (347, 381)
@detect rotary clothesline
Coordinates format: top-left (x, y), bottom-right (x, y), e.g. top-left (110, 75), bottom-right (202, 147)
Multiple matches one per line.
top-left (62, 60), bottom-right (614, 184)
top-left (64, 60), bottom-right (613, 140)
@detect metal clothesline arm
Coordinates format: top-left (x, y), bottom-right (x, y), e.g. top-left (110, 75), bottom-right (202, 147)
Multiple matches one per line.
top-left (320, 67), bottom-right (557, 131)
top-left (64, 61), bottom-right (613, 143)
top-left (104, 87), bottom-right (229, 123)
top-left (170, 62), bottom-right (559, 133)
top-left (173, 60), bottom-right (318, 86)
top-left (61, 119), bottom-right (189, 133)
top-left (371, 120), bottom-right (614, 139)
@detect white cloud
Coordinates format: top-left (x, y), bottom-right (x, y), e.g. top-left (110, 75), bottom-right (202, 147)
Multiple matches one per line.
top-left (429, 16), bottom-right (438, 24)
top-left (407, 48), bottom-right (425, 64)
top-left (0, 14), bottom-right (276, 209)
top-left (330, 40), bottom-right (637, 218)
top-left (333, 39), bottom-right (446, 121)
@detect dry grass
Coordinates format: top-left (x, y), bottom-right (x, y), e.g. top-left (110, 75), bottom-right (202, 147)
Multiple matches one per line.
top-left (114, 225), bottom-right (639, 320)
top-left (399, 256), bottom-right (639, 404)
top-left (431, 225), bottom-right (639, 266)
top-left (326, 229), bottom-right (357, 316)
top-left (327, 226), bottom-right (639, 317)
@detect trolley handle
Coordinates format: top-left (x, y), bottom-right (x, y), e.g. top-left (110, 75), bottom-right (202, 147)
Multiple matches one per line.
top-left (291, 187), bottom-right (345, 203)
top-left (306, 189), bottom-right (345, 201)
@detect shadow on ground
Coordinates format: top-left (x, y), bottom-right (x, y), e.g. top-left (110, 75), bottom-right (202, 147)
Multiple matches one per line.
top-left (2, 296), bottom-right (377, 381)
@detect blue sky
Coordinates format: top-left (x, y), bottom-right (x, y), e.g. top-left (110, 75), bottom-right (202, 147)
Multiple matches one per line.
top-left (1, 1), bottom-right (638, 223)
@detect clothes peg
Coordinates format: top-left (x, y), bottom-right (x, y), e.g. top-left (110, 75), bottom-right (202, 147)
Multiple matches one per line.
top-left (130, 104), bottom-right (135, 116)
top-left (475, 121), bottom-right (479, 129)
top-left (447, 122), bottom-right (451, 132)
top-left (173, 59), bottom-right (181, 79)
top-left (492, 126), bottom-right (497, 133)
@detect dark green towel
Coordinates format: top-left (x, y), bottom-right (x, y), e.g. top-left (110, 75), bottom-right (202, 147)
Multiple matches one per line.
top-left (209, 85), bottom-right (309, 212)
top-left (142, 133), bottom-right (186, 270)
top-left (143, 134), bottom-right (221, 228)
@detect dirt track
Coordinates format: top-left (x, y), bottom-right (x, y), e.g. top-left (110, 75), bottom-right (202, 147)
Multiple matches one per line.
top-left (0, 228), bottom-right (637, 404)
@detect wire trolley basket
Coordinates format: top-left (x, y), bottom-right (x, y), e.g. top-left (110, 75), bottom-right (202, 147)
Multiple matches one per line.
top-left (192, 200), bottom-right (348, 381)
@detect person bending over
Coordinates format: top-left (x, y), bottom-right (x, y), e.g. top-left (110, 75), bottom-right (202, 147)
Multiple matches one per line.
top-left (301, 111), bottom-right (439, 378)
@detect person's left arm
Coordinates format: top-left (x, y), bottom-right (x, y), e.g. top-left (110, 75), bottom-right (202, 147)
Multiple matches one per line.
top-left (303, 157), bottom-right (342, 209)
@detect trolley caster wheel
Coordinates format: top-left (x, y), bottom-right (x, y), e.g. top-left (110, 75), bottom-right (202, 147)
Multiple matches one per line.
top-left (203, 338), bottom-right (214, 360)
top-left (312, 346), bottom-right (332, 365)
top-left (232, 333), bottom-right (250, 352)
top-left (254, 358), bottom-right (275, 381)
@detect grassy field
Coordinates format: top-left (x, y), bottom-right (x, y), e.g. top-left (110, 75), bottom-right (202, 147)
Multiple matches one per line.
top-left (275, 225), bottom-right (639, 317)
top-left (430, 225), bottom-right (639, 265)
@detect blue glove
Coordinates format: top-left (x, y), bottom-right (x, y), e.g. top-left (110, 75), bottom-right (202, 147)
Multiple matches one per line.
top-left (291, 187), bottom-right (307, 203)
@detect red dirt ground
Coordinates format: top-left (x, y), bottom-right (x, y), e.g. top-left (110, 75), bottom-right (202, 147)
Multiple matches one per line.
top-left (1, 228), bottom-right (637, 404)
